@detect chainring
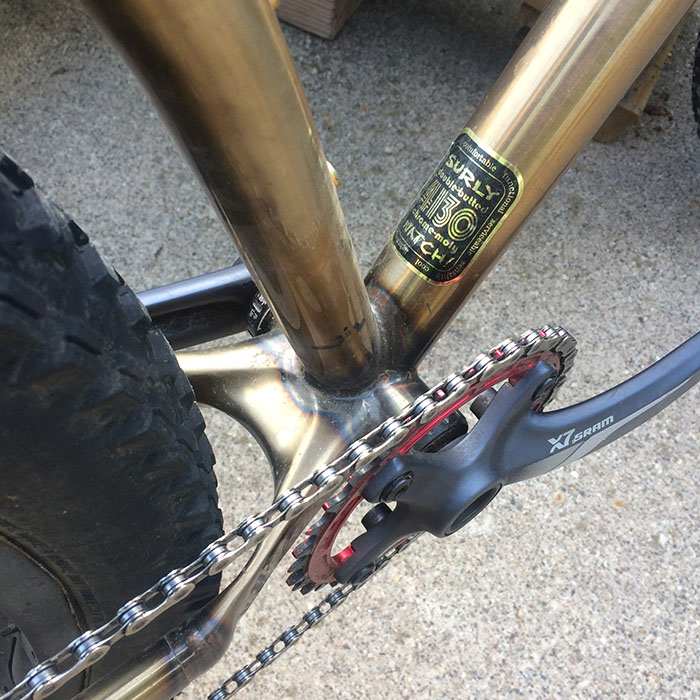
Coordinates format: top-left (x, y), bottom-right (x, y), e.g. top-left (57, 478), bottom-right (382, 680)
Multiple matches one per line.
top-left (287, 339), bottom-right (571, 593)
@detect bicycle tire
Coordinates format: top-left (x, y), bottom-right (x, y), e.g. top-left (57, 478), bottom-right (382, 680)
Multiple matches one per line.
top-left (0, 153), bottom-right (223, 697)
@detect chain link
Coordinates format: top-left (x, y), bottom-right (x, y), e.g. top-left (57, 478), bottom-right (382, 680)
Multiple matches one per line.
top-left (1, 325), bottom-right (576, 700)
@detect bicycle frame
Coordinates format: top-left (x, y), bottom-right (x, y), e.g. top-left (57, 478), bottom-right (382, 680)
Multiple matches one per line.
top-left (33, 0), bottom-right (694, 699)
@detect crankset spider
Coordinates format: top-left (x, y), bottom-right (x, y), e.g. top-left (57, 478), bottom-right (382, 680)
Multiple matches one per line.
top-left (287, 343), bottom-right (568, 593)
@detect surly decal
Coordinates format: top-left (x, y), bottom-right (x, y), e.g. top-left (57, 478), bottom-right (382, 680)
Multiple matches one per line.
top-left (548, 416), bottom-right (615, 454)
top-left (392, 129), bottom-right (522, 284)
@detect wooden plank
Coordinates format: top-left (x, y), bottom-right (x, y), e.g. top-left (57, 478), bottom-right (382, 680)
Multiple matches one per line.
top-left (276, 0), bottom-right (365, 39)
top-left (519, 0), bottom-right (549, 28)
top-left (518, 1), bottom-right (682, 141)
top-left (594, 23), bottom-right (682, 142)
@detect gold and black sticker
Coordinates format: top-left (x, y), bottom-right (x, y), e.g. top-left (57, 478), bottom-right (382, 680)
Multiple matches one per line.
top-left (392, 128), bottom-right (522, 284)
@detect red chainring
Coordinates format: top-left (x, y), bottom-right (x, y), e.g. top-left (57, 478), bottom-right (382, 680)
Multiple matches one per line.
top-left (292, 350), bottom-right (561, 586)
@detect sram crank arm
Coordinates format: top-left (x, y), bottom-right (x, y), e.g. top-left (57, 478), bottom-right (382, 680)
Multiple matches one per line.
top-left (341, 332), bottom-right (700, 583)
top-left (507, 331), bottom-right (700, 479)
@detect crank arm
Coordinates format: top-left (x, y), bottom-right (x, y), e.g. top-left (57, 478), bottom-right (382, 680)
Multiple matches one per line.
top-left (504, 330), bottom-right (700, 480)
top-left (338, 332), bottom-right (700, 582)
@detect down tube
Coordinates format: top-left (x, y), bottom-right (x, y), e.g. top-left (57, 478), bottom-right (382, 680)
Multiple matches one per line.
top-left (366, 0), bottom-right (693, 369)
top-left (83, 0), bottom-right (379, 389)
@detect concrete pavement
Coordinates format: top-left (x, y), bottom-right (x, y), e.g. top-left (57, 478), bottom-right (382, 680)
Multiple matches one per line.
top-left (1, 1), bottom-right (699, 697)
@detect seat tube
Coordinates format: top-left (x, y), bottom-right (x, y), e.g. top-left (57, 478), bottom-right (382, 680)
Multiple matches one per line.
top-left (366, 0), bottom-right (693, 368)
top-left (83, 0), bottom-right (380, 389)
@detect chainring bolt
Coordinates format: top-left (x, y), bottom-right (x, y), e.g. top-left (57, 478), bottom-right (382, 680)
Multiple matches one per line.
top-left (361, 503), bottom-right (392, 530)
top-left (349, 563), bottom-right (376, 586)
top-left (379, 473), bottom-right (413, 502)
top-left (531, 374), bottom-right (557, 403)
top-left (470, 387), bottom-right (497, 419)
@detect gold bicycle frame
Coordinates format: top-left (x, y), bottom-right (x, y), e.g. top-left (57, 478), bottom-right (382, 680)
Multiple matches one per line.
top-left (71, 1), bottom-right (694, 699)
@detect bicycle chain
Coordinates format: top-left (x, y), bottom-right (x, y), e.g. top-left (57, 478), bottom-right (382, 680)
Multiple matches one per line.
top-left (2, 325), bottom-right (576, 700)
top-left (208, 533), bottom-right (422, 699)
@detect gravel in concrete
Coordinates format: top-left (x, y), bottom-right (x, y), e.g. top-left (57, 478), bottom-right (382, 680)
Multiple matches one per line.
top-left (1, 1), bottom-right (699, 698)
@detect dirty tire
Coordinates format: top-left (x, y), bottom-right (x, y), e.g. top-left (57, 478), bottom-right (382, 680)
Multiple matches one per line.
top-left (0, 153), bottom-right (223, 697)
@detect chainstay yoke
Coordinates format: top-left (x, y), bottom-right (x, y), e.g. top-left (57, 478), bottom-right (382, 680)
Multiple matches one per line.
top-left (3, 325), bottom-right (576, 700)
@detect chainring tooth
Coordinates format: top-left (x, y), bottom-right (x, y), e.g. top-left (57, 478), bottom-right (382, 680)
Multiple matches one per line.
top-left (286, 569), bottom-right (307, 587)
top-left (291, 538), bottom-right (315, 560)
top-left (288, 560), bottom-right (310, 577)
